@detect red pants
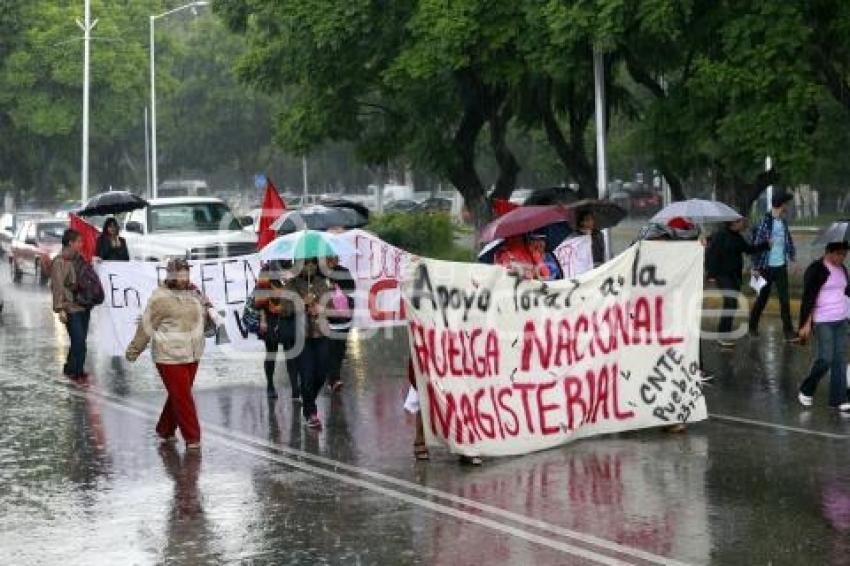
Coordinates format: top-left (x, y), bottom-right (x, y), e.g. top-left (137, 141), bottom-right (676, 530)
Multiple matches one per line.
top-left (155, 362), bottom-right (201, 444)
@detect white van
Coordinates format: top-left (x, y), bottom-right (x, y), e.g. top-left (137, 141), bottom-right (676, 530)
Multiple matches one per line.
top-left (158, 179), bottom-right (211, 198)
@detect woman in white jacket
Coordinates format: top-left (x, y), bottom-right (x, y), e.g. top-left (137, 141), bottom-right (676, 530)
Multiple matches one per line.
top-left (126, 258), bottom-right (210, 449)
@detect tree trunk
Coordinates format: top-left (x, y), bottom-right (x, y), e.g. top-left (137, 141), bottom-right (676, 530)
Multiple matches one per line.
top-left (714, 167), bottom-right (777, 216)
top-left (659, 166), bottom-right (686, 201)
top-left (446, 104), bottom-right (488, 229)
top-left (488, 97), bottom-right (520, 201)
top-left (540, 103), bottom-right (595, 198)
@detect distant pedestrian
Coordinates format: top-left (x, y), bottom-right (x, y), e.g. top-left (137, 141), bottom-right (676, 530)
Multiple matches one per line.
top-left (706, 217), bottom-right (770, 348)
top-left (577, 210), bottom-right (606, 267)
top-left (51, 229), bottom-right (91, 380)
top-left (749, 193), bottom-right (798, 341)
top-left (126, 258), bottom-right (211, 449)
top-left (94, 217), bottom-right (129, 261)
top-left (323, 255), bottom-right (355, 393)
top-left (797, 242), bottom-right (850, 411)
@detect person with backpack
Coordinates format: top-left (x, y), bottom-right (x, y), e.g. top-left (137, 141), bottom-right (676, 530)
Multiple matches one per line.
top-left (323, 255), bottom-right (355, 393)
top-left (51, 229), bottom-right (104, 380)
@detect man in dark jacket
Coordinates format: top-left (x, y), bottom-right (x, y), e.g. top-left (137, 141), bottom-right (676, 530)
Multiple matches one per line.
top-left (706, 217), bottom-right (770, 348)
top-left (797, 241), bottom-right (850, 411)
top-left (749, 193), bottom-right (797, 340)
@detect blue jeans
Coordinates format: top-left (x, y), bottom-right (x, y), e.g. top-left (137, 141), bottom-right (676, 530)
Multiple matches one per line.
top-left (799, 320), bottom-right (848, 407)
top-left (64, 310), bottom-right (91, 377)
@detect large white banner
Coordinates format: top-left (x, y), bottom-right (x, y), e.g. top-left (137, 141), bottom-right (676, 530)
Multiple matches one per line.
top-left (401, 241), bottom-right (707, 457)
top-left (94, 229), bottom-right (415, 356)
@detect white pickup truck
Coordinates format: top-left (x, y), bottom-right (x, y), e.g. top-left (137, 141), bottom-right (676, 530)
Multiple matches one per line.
top-left (122, 197), bottom-right (257, 261)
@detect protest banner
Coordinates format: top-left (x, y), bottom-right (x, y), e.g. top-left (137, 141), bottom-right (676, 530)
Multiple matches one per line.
top-left (94, 230), bottom-right (416, 355)
top-left (402, 241), bottom-right (707, 457)
top-left (94, 229), bottom-right (606, 356)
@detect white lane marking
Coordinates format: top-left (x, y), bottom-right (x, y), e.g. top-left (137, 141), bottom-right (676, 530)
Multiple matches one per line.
top-left (708, 413), bottom-right (850, 440)
top-left (91, 388), bottom-right (692, 566)
top-left (44, 381), bottom-right (636, 566)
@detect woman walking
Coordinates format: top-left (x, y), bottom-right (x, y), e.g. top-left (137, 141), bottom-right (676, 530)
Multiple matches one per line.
top-left (797, 241), bottom-right (850, 411)
top-left (324, 255), bottom-right (355, 392)
top-left (95, 217), bottom-right (129, 261)
top-left (292, 258), bottom-right (331, 429)
top-left (126, 258), bottom-right (210, 449)
top-left (254, 261), bottom-right (300, 400)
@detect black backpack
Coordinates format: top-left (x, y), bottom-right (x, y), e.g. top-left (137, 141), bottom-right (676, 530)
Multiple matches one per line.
top-left (73, 256), bottom-right (105, 308)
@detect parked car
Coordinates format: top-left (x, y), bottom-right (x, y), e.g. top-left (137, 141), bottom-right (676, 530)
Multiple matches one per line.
top-left (122, 197), bottom-right (257, 261)
top-left (158, 179), bottom-right (211, 198)
top-left (610, 188), bottom-right (662, 215)
top-left (0, 213), bottom-right (15, 257)
top-left (415, 197), bottom-right (453, 214)
top-left (384, 199), bottom-right (420, 212)
top-left (628, 189), bottom-right (662, 215)
top-left (10, 219), bottom-right (67, 284)
top-left (1, 211), bottom-right (49, 257)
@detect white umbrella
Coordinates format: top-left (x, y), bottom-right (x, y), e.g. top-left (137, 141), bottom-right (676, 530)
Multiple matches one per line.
top-left (650, 199), bottom-right (741, 224)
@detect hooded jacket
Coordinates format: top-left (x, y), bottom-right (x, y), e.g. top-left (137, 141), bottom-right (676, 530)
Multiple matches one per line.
top-left (126, 286), bottom-right (207, 364)
top-left (51, 248), bottom-right (85, 314)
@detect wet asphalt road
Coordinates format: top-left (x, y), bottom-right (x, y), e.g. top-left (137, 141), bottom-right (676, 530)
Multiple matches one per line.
top-left (2, 268), bottom-right (850, 566)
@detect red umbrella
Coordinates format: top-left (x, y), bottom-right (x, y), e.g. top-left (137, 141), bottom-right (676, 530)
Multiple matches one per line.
top-left (480, 205), bottom-right (572, 244)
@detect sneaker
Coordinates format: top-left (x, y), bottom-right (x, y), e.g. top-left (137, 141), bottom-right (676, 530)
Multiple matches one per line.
top-left (784, 331), bottom-right (801, 343)
top-left (798, 392), bottom-right (813, 407)
top-left (748, 327), bottom-right (759, 338)
top-left (718, 340), bottom-right (735, 349)
top-left (307, 414), bottom-right (322, 429)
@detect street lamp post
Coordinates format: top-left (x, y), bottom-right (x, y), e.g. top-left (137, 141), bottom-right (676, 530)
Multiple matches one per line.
top-left (76, 0), bottom-right (98, 204)
top-left (149, 1), bottom-right (209, 200)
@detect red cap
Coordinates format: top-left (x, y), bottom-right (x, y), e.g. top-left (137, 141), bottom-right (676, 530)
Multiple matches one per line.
top-left (667, 217), bottom-right (694, 230)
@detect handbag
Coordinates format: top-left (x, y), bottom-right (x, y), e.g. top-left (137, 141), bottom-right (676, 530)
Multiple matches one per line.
top-left (241, 294), bottom-right (261, 335)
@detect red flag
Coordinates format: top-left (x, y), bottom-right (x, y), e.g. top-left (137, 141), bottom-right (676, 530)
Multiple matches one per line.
top-left (257, 178), bottom-right (286, 250)
top-left (69, 213), bottom-right (100, 264)
top-left (492, 198), bottom-right (519, 218)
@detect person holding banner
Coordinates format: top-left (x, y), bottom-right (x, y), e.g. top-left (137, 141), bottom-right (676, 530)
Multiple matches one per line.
top-left (324, 255), bottom-right (355, 393)
top-left (125, 258), bottom-right (212, 449)
top-left (94, 218), bottom-right (129, 261)
top-left (255, 262), bottom-right (300, 400)
top-left (292, 258), bottom-right (332, 429)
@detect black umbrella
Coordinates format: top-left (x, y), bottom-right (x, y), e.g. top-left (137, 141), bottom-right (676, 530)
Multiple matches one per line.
top-left (566, 199), bottom-right (627, 230)
top-left (523, 186), bottom-right (581, 206)
top-left (320, 198), bottom-right (371, 221)
top-left (271, 205), bottom-right (368, 234)
top-left (812, 220), bottom-right (850, 247)
top-left (77, 191), bottom-right (148, 217)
